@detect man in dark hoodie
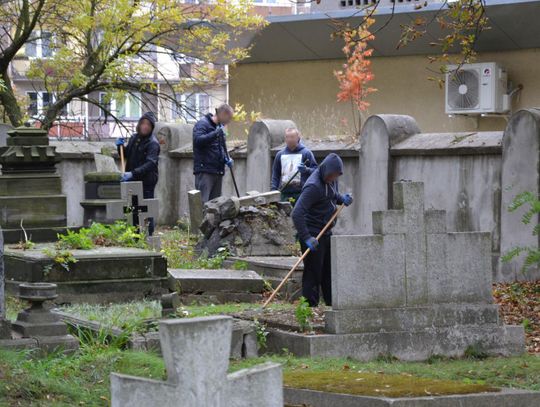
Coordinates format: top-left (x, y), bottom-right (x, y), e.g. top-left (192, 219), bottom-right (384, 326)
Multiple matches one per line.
top-left (116, 111), bottom-right (160, 235)
top-left (192, 103), bottom-right (234, 203)
top-left (291, 153), bottom-right (353, 307)
top-left (271, 128), bottom-right (317, 203)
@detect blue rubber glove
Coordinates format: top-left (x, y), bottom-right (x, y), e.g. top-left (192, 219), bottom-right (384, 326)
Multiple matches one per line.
top-left (341, 193), bottom-right (353, 207)
top-left (225, 158), bottom-right (234, 168)
top-left (305, 237), bottom-right (319, 252)
top-left (121, 172), bottom-right (133, 182)
top-left (298, 163), bottom-right (308, 174)
top-left (115, 138), bottom-right (125, 146)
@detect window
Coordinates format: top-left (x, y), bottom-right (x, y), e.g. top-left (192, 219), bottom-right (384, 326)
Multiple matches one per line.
top-left (27, 91), bottom-right (53, 116)
top-left (26, 31), bottom-right (53, 58)
top-left (99, 93), bottom-right (142, 119)
top-left (173, 93), bottom-right (210, 123)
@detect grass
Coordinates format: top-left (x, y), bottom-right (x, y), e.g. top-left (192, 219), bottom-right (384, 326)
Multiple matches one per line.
top-left (230, 353), bottom-right (540, 392)
top-left (159, 226), bottom-right (229, 269)
top-left (0, 349), bottom-right (538, 406)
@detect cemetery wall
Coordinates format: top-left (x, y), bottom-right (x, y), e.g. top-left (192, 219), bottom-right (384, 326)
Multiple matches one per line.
top-left (2, 108), bottom-right (539, 281)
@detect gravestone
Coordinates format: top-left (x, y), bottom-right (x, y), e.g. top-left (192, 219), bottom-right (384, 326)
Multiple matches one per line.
top-left (0, 126), bottom-right (67, 243)
top-left (187, 189), bottom-right (203, 234)
top-left (266, 182), bottom-right (525, 361)
top-left (324, 181), bottom-right (524, 359)
top-left (0, 226), bottom-right (11, 339)
top-left (80, 154), bottom-right (122, 225)
top-left (110, 316), bottom-right (283, 406)
top-left (106, 181), bottom-right (159, 234)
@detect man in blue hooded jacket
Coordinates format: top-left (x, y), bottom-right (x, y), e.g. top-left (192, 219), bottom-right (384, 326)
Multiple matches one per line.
top-left (192, 103), bottom-right (234, 203)
top-left (271, 128), bottom-right (317, 203)
top-left (291, 153), bottom-right (353, 307)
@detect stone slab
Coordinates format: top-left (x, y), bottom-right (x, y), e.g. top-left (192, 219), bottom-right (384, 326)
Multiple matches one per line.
top-left (238, 191), bottom-right (281, 206)
top-left (168, 269), bottom-right (265, 293)
top-left (0, 174), bottom-right (62, 196)
top-left (187, 189), bottom-right (203, 233)
top-left (325, 304), bottom-right (500, 334)
top-left (0, 195), bottom-right (67, 229)
top-left (4, 245), bottom-right (167, 282)
top-left (284, 387), bottom-right (540, 407)
top-left (265, 325), bottom-right (525, 361)
top-left (331, 234), bottom-right (407, 309)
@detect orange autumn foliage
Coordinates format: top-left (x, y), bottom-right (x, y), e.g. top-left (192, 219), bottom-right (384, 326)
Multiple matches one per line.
top-left (334, 17), bottom-right (377, 111)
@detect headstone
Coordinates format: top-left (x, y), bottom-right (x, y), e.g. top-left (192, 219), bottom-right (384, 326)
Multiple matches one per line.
top-left (106, 181), bottom-right (159, 234)
top-left (318, 181), bottom-right (525, 360)
top-left (81, 154), bottom-right (122, 225)
top-left (0, 225), bottom-right (11, 339)
top-left (187, 189), bottom-right (203, 234)
top-left (94, 153), bottom-right (120, 173)
top-left (110, 316), bottom-right (283, 407)
top-left (0, 126), bottom-right (67, 242)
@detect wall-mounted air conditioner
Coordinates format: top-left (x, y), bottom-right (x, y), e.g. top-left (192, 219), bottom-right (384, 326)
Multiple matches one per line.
top-left (445, 62), bottom-right (510, 115)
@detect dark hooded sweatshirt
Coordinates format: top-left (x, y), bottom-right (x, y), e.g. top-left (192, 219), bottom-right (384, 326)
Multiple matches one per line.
top-left (291, 153), bottom-right (345, 242)
top-left (123, 112), bottom-right (160, 187)
top-left (271, 142), bottom-right (317, 194)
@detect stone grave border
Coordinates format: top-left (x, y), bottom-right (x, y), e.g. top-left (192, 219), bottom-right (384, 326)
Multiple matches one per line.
top-left (284, 387), bottom-right (540, 407)
top-left (53, 310), bottom-right (259, 358)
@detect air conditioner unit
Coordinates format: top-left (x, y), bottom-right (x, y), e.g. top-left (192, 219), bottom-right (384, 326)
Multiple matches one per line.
top-left (445, 62), bottom-right (510, 115)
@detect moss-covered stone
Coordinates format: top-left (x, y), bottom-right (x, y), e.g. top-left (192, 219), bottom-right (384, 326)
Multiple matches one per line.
top-left (84, 172), bottom-right (122, 182)
top-left (283, 370), bottom-right (499, 398)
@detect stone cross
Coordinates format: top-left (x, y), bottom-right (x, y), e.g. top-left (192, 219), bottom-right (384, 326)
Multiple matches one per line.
top-left (111, 316), bottom-right (283, 407)
top-left (330, 181), bottom-right (493, 314)
top-left (106, 181), bottom-right (159, 233)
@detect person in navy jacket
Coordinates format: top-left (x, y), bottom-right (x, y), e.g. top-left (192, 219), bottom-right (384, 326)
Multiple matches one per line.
top-left (116, 111), bottom-right (160, 236)
top-left (291, 153), bottom-right (353, 307)
top-left (271, 128), bottom-right (317, 204)
top-left (192, 103), bottom-right (234, 203)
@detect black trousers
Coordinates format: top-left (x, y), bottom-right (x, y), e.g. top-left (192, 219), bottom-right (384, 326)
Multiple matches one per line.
top-left (143, 185), bottom-right (155, 236)
top-left (300, 234), bottom-right (332, 307)
top-left (195, 172), bottom-right (223, 203)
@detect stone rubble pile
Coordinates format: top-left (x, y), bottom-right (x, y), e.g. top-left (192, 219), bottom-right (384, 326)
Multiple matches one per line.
top-left (196, 191), bottom-right (297, 257)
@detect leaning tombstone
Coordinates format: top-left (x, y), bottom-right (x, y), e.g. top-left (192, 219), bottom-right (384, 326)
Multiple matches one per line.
top-left (111, 316), bottom-right (282, 407)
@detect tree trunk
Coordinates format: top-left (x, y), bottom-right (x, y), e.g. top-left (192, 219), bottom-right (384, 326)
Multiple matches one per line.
top-left (0, 69), bottom-right (23, 127)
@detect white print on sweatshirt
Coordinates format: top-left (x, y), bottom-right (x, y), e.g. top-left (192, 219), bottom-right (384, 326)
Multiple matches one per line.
top-left (280, 153), bottom-right (303, 187)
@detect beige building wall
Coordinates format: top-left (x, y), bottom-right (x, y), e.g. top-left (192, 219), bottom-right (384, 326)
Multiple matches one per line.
top-left (229, 48), bottom-right (540, 137)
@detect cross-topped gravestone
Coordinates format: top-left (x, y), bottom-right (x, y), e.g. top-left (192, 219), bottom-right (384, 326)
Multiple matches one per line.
top-left (322, 181), bottom-right (524, 360)
top-left (111, 316), bottom-right (282, 407)
top-left (106, 182), bottom-right (158, 233)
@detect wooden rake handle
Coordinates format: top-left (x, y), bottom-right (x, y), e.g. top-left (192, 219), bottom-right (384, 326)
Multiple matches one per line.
top-left (262, 204), bottom-right (345, 308)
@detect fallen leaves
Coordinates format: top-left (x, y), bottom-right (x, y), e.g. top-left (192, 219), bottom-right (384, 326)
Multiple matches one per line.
top-left (493, 281), bottom-right (540, 353)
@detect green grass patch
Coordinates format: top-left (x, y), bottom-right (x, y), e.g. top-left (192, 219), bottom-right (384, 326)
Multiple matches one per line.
top-left (283, 370), bottom-right (497, 397)
top-left (0, 347), bottom-right (165, 407)
top-left (1, 349), bottom-right (538, 406)
top-left (231, 354), bottom-right (540, 391)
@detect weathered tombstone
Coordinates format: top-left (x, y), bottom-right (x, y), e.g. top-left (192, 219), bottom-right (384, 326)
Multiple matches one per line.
top-left (80, 154), bottom-right (122, 225)
top-left (110, 316), bottom-right (283, 407)
top-left (0, 225), bottom-right (11, 339)
top-left (106, 181), bottom-right (159, 234)
top-left (187, 189), bottom-right (203, 234)
top-left (322, 181), bottom-right (525, 360)
top-left (0, 126), bottom-right (67, 243)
